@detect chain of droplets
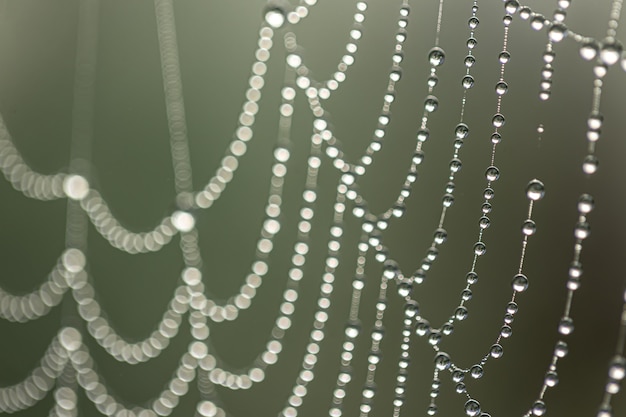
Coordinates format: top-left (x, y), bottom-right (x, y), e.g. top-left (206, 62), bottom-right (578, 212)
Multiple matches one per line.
top-left (597, 289), bottom-right (626, 417)
top-left (423, 181), bottom-right (545, 417)
top-left (277, 187), bottom-right (347, 417)
top-left (281, 0), bottom-right (370, 99)
top-left (328, 235), bottom-right (368, 417)
top-left (389, 319), bottom-right (414, 417)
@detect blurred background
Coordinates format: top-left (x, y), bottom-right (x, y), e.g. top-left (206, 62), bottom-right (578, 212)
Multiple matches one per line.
top-left (1, 0), bottom-right (625, 416)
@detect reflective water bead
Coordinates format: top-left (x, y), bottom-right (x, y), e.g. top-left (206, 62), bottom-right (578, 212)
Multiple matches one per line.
top-left (413, 268), bottom-right (426, 284)
top-left (539, 90), bottom-right (551, 101)
top-left (531, 15), bottom-right (545, 31)
top-left (501, 325), bottom-right (513, 338)
top-left (512, 274), bottom-right (529, 292)
top-left (454, 139), bottom-right (464, 150)
top-left (519, 6), bottom-right (531, 20)
top-left (506, 302), bottom-right (519, 315)
top-left (468, 17), bottom-right (479, 29)
top-left (452, 370), bottom-right (465, 383)
top-left (505, 0), bottom-right (519, 14)
top-left (481, 203), bottom-right (492, 214)
top-left (442, 323), bottom-right (454, 335)
top-left (428, 75), bottom-right (439, 87)
top-left (504, 313), bottom-right (514, 324)
top-left (443, 193), bottom-right (455, 207)
top-left (474, 242), bottom-right (486, 256)
top-left (264, 1), bottom-right (288, 28)
top-left (574, 221), bottom-right (590, 239)
top-left (371, 327), bottom-right (385, 341)
top-left (583, 155), bottom-right (599, 174)
top-left (558, 0), bottom-right (571, 8)
top-left (479, 216), bottom-right (491, 229)
top-left (558, 317), bottom-right (574, 335)
top-left (483, 188), bottom-right (495, 200)
top-left (345, 320), bottom-right (361, 338)
top-left (470, 365), bottom-right (484, 379)
top-left (490, 344), bottom-right (503, 358)
top-left (434, 228), bottom-right (448, 244)
top-left (548, 23), bottom-right (567, 42)
top-left (594, 64), bottom-right (608, 78)
top-left (522, 220), bottom-right (536, 236)
top-left (491, 132), bottom-right (502, 144)
top-left (403, 300), bottom-right (420, 318)
top-left (427, 247), bottom-right (439, 261)
top-left (461, 289), bottom-right (473, 301)
top-left (415, 319), bottom-right (431, 337)
top-left (462, 75), bottom-right (475, 89)
top-left (526, 179), bottom-right (545, 201)
top-left (495, 81), bottom-right (508, 95)
top-left (555, 341), bottom-right (568, 357)
top-left (397, 280), bottom-right (413, 297)
top-left (554, 9), bottom-right (566, 22)
top-left (543, 51), bottom-right (556, 64)
top-left (587, 129), bottom-right (601, 142)
top-left (390, 67), bottom-right (403, 81)
top-left (449, 158), bottom-right (462, 173)
top-left (467, 37), bottom-right (478, 49)
top-left (567, 275), bottom-right (581, 291)
top-left (499, 51), bottom-right (511, 64)
top-left (609, 355), bottom-right (626, 380)
top-left (455, 123), bottom-right (469, 139)
top-left (545, 371), bottom-right (559, 387)
top-left (455, 306), bottom-right (469, 321)
top-left (597, 406), bottom-right (613, 417)
top-left (569, 261), bottom-right (583, 278)
top-left (485, 166), bottom-right (500, 181)
top-left (392, 201), bottom-right (406, 217)
top-left (503, 15), bottom-right (513, 26)
top-left (467, 272), bottom-right (479, 284)
top-left (600, 38), bottom-right (623, 66)
top-left (465, 399), bottom-right (481, 417)
top-left (396, 29), bottom-right (407, 43)
top-left (465, 55), bottom-right (476, 67)
top-left (428, 330), bottom-right (442, 346)
top-left (456, 382), bottom-right (467, 394)
top-left (588, 113), bottom-right (603, 130)
top-left (417, 129), bottom-right (430, 143)
top-left (580, 42), bottom-right (599, 61)
top-left (532, 400), bottom-right (547, 416)
top-left (428, 47), bottom-right (446, 66)
top-left (427, 405), bottom-right (438, 416)
top-left (434, 352), bottom-right (451, 370)
top-left (383, 260), bottom-right (399, 279)
top-left (424, 95), bottom-right (439, 112)
top-left (492, 113), bottom-right (505, 128)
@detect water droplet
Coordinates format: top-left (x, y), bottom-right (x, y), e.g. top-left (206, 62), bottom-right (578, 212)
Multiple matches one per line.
top-left (501, 325), bottom-right (513, 338)
top-left (462, 75), bottom-right (475, 89)
top-left (264, 1), bottom-right (288, 28)
top-left (415, 319), bottom-right (431, 337)
top-left (499, 51), bottom-right (511, 64)
top-left (507, 302), bottom-right (519, 315)
top-left (483, 188), bottom-right (495, 200)
top-left (491, 132), bottom-right (502, 144)
top-left (345, 320), bottom-right (361, 338)
top-left (545, 371), bottom-right (559, 387)
top-left (558, 317), bottom-right (574, 335)
top-left (470, 365), bottom-right (484, 379)
top-left (434, 228), bottom-right (448, 245)
top-left (594, 64), bottom-right (608, 78)
top-left (574, 221), bottom-right (591, 239)
top-left (531, 15), bottom-right (545, 31)
top-left (504, 313), bottom-right (514, 324)
top-left (580, 42), bottom-right (599, 60)
top-left (537, 124), bottom-right (545, 134)
top-left (587, 113), bottom-right (603, 130)
top-left (539, 91), bottom-right (551, 101)
top-left (512, 274), bottom-right (529, 292)
top-left (434, 352), bottom-right (451, 370)
top-left (428, 75), bottom-right (439, 87)
top-left (456, 382), bottom-right (467, 393)
top-left (468, 17), bottom-right (479, 29)
top-left (455, 123), bottom-right (469, 139)
top-left (464, 54), bottom-right (476, 68)
top-left (522, 220), bottom-right (536, 236)
top-left (424, 95), bottom-right (439, 112)
top-left (485, 166), bottom-right (500, 182)
top-left (474, 242), bottom-right (486, 256)
top-left (390, 68), bottom-right (403, 81)
top-left (477, 216), bottom-right (490, 230)
top-left (59, 327), bottom-right (82, 352)
top-left (427, 405), bottom-right (438, 415)
top-left (503, 14), bottom-right (513, 26)
top-left (461, 289), bottom-right (473, 301)
top-left (597, 406), bottom-right (613, 417)
top-left (396, 29), bottom-right (408, 43)
top-left (519, 6), bottom-right (532, 20)
top-left (455, 306), bottom-right (469, 321)
top-left (490, 344), bottom-right (504, 358)
top-left (526, 179), bottom-right (545, 201)
top-left (417, 129), bottom-right (430, 143)
top-left (443, 193), bottom-right (455, 207)
top-left (452, 370), bottom-right (465, 383)
top-left (63, 175), bottom-right (90, 200)
top-left (578, 194), bottom-right (595, 214)
top-left (467, 37), bottom-right (478, 49)
top-left (555, 341), bottom-right (568, 357)
top-left (465, 399), bottom-right (481, 417)
top-left (609, 356), bottom-right (626, 380)
top-left (548, 23), bottom-right (567, 42)
top-left (403, 300), bottom-right (420, 318)
top-left (413, 268), bottom-right (426, 284)
top-left (600, 38), bottom-right (623, 66)
top-left (449, 158), bottom-right (462, 173)
top-left (505, 0), bottom-right (519, 14)
top-left (532, 400), bottom-right (547, 416)
top-left (495, 81), bottom-right (508, 95)
top-left (466, 272), bottom-right (479, 284)
top-left (481, 203), bottom-right (492, 214)
top-left (492, 113), bottom-right (505, 127)
top-left (428, 330), bottom-right (442, 346)
top-left (172, 211), bottom-right (196, 232)
top-left (442, 322), bottom-right (454, 335)
top-left (397, 280), bottom-right (413, 297)
top-left (428, 47), bottom-right (446, 66)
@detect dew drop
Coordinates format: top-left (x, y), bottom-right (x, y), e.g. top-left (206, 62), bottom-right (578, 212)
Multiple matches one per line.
top-left (574, 221), bottom-right (590, 239)
top-left (507, 302), bottom-right (519, 315)
top-left (427, 405), bottom-right (438, 416)
top-left (464, 399), bottom-right (481, 417)
top-left (449, 158), bottom-right (462, 173)
top-left (403, 300), bottom-right (420, 318)
top-left (434, 352), bottom-right (451, 370)
top-left (479, 216), bottom-right (491, 229)
top-left (428, 75), bottom-right (439, 87)
top-left (461, 289), bottom-right (473, 301)
top-left (417, 129), bottom-right (430, 143)
top-left (580, 42), bottom-right (599, 61)
top-left (456, 382), bottom-right (467, 394)
top-left (428, 330), bottom-right (442, 346)
top-left (428, 47), bottom-right (446, 66)
top-left (397, 280), bottom-right (413, 297)
top-left (485, 166), bottom-right (500, 182)
top-left (464, 55), bottom-right (476, 68)
top-left (526, 179), bottom-right (545, 201)
top-left (481, 203), bottom-right (492, 214)
top-left (609, 356), bottom-right (626, 380)
top-left (467, 37), bottom-right (478, 49)
top-left (582, 155), bottom-right (599, 174)
top-left (498, 51), bottom-right (511, 64)
top-left (490, 344), bottom-right (504, 358)
top-left (468, 17), bottom-right (479, 29)
top-left (264, 1), bottom-right (288, 28)
top-left (519, 6), bottom-right (532, 20)
top-left (442, 322), bottom-right (454, 335)
top-left (455, 306), bottom-right (469, 321)
top-left (491, 132), bottom-right (502, 144)
top-left (473, 242), bottom-right (486, 256)
top-left (587, 113), bottom-right (603, 130)
top-left (600, 38), bottom-right (623, 66)
top-left (452, 370), bottom-right (465, 383)
top-left (466, 272), bottom-right (479, 285)
top-left (434, 228), bottom-right (448, 245)
top-left (455, 123), bottom-right (470, 139)
top-left (532, 400), bottom-right (547, 416)
top-left (505, 0), bottom-right (519, 14)
top-left (424, 95), bottom-right (439, 112)
top-left (537, 124), bottom-right (545, 134)
top-left (443, 193), bottom-right (455, 207)
top-left (470, 365), bottom-right (484, 379)
top-left (59, 327), bottom-right (82, 352)
top-left (415, 319), bottom-right (431, 337)
top-left (462, 75), bottom-right (475, 89)
top-left (522, 220), bottom-right (536, 236)
top-left (548, 23), bottom-right (568, 42)
top-left (531, 15), bottom-right (545, 31)
top-left (558, 317), bottom-right (574, 335)
top-left (495, 81), bottom-right (508, 95)
top-left (555, 341), bottom-right (568, 357)
top-left (501, 325), bottom-right (513, 338)
top-left (512, 274), bottom-right (529, 292)
top-left (578, 194), bottom-right (595, 214)
top-left (483, 188), bottom-right (495, 200)
top-left (492, 113), bottom-right (505, 128)
top-left (545, 371), bottom-right (559, 387)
